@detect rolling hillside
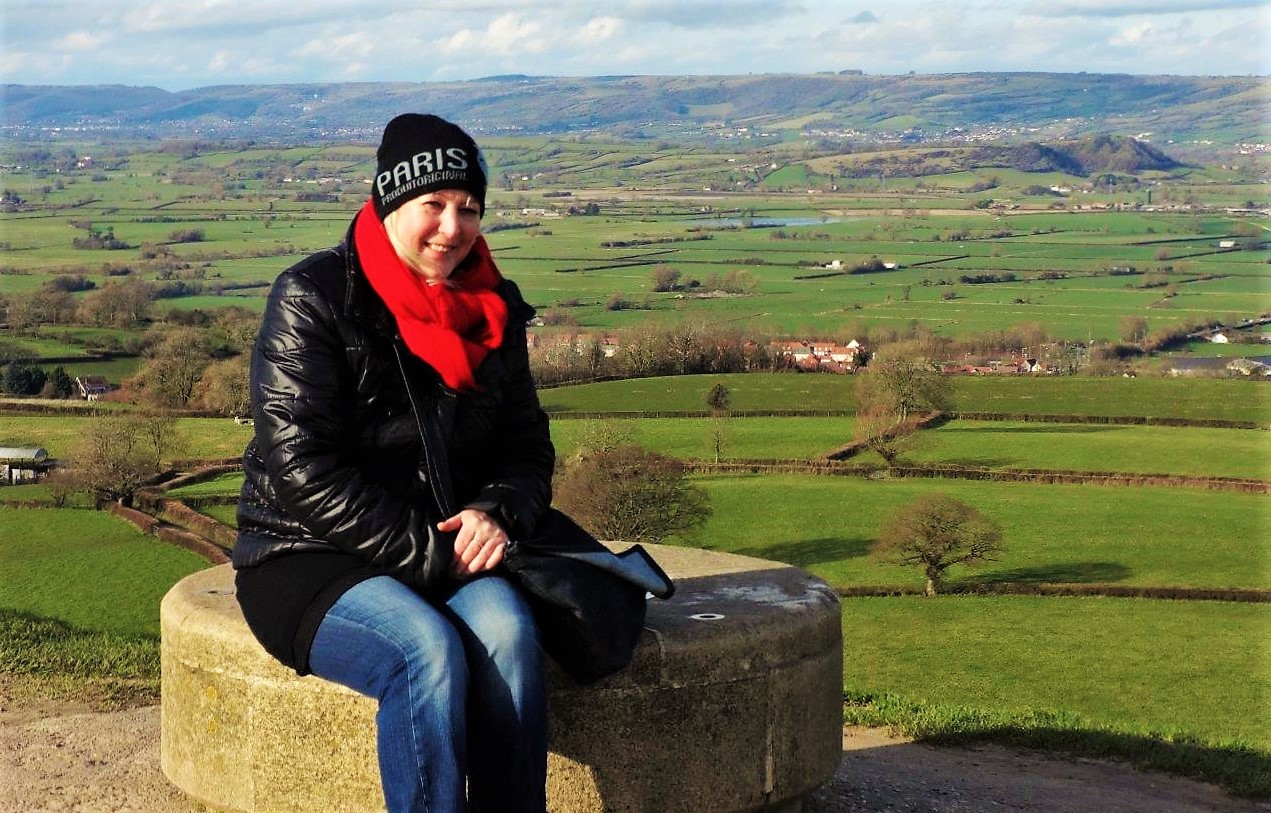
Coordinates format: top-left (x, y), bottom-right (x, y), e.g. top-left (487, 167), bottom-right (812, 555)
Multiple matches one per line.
top-left (4, 72), bottom-right (1266, 145)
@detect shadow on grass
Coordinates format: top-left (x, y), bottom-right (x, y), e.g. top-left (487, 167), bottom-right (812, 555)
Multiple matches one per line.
top-left (844, 689), bottom-right (1271, 799)
top-left (969, 561), bottom-right (1132, 585)
top-left (0, 609), bottom-right (162, 710)
top-left (736, 536), bottom-right (872, 567)
top-left (0, 609), bottom-right (159, 678)
top-left (948, 425), bottom-right (1119, 434)
top-left (937, 456), bottom-right (1020, 468)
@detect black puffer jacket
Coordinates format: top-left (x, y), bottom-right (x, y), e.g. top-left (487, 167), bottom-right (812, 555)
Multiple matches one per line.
top-left (233, 226), bottom-right (554, 594)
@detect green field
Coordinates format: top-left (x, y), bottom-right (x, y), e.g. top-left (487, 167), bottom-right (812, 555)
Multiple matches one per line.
top-left (690, 474), bottom-right (1269, 592)
top-left (902, 420), bottom-right (1271, 480)
top-left (539, 373), bottom-right (1271, 424)
top-left (0, 415), bottom-right (254, 459)
top-left (0, 508), bottom-right (206, 636)
top-left (842, 596), bottom-right (1271, 750)
top-left (2, 138), bottom-right (1267, 347)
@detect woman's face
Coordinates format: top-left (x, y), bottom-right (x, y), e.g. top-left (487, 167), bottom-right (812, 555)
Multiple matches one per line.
top-left (383, 189), bottom-right (482, 282)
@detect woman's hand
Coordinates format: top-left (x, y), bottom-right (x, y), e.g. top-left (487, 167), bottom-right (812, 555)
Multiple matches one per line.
top-left (438, 509), bottom-right (509, 578)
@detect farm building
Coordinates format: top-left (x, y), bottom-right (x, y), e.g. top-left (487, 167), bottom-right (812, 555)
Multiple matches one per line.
top-left (0, 447), bottom-right (51, 485)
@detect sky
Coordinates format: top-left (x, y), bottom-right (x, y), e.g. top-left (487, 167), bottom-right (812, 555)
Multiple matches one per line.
top-left (2, 0), bottom-right (1268, 91)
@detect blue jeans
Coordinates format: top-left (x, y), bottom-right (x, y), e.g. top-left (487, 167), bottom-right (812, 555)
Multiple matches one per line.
top-left (309, 574), bottom-right (547, 813)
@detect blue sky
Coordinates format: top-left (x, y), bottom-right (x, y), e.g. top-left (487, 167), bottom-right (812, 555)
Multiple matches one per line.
top-left (3, 0), bottom-right (1267, 90)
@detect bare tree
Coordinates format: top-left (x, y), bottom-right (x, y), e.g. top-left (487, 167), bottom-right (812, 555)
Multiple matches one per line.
top-left (78, 278), bottom-right (153, 328)
top-left (705, 383), bottom-right (733, 463)
top-left (64, 411), bottom-right (185, 504)
top-left (853, 356), bottom-right (951, 466)
top-left (132, 327), bottom-right (215, 408)
top-left (1119, 315), bottom-right (1149, 345)
top-left (651, 265), bottom-right (682, 292)
top-left (553, 444), bottom-right (710, 545)
top-left (853, 400), bottom-right (910, 466)
top-left (873, 492), bottom-right (1003, 596)
top-left (859, 356), bottom-right (952, 423)
top-left (195, 354), bottom-right (251, 417)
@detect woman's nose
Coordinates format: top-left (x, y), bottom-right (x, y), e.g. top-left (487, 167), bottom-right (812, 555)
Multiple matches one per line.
top-left (437, 206), bottom-right (462, 236)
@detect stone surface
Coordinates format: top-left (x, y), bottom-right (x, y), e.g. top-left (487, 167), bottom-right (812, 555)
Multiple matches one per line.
top-left (161, 545), bottom-right (843, 813)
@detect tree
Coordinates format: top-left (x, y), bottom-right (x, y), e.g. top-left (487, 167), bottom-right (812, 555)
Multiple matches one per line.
top-left (194, 354), bottom-right (251, 417)
top-left (6, 289), bottom-right (78, 329)
top-left (705, 383), bottom-right (731, 415)
top-left (1119, 315), bottom-right (1149, 345)
top-left (79, 278), bottom-right (152, 328)
top-left (41, 366), bottom-right (75, 399)
top-left (852, 356), bottom-right (951, 465)
top-left (553, 444), bottom-right (710, 545)
top-left (858, 356), bottom-right (952, 423)
top-left (132, 327), bottom-right (214, 407)
top-left (2, 362), bottom-right (47, 395)
top-left (651, 265), bottom-right (682, 292)
top-left (872, 492), bottom-right (1003, 596)
top-left (63, 411), bottom-right (184, 504)
top-left (704, 383), bottom-right (733, 463)
top-left (852, 400), bottom-right (910, 466)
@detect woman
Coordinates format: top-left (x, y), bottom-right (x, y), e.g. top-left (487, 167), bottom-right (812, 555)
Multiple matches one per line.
top-left (233, 113), bottom-right (554, 813)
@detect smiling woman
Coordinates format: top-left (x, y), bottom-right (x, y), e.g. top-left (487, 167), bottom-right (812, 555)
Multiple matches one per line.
top-left (231, 113), bottom-right (557, 813)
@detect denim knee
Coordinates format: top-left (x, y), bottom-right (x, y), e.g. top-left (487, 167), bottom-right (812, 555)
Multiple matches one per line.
top-left (444, 575), bottom-right (541, 677)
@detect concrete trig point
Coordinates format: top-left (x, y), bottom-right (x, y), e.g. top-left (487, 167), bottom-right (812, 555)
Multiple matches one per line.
top-left (161, 545), bottom-right (843, 812)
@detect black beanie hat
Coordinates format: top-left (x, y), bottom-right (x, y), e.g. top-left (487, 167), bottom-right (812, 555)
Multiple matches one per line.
top-left (372, 113), bottom-right (488, 220)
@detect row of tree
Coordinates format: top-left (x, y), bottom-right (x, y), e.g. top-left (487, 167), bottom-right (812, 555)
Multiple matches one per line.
top-left (48, 345), bottom-right (997, 594)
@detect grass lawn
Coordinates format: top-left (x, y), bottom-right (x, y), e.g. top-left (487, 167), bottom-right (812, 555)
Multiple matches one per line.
top-left (550, 415), bottom-right (853, 460)
top-left (689, 474), bottom-right (1271, 591)
top-left (840, 595), bottom-right (1271, 750)
top-left (0, 415), bottom-right (254, 459)
top-left (0, 507), bottom-right (207, 637)
top-left (902, 420), bottom-right (1271, 481)
top-left (539, 373), bottom-right (1271, 425)
top-left (166, 471), bottom-right (247, 498)
top-left (549, 415), bottom-right (1270, 480)
top-left (201, 504), bottom-right (238, 527)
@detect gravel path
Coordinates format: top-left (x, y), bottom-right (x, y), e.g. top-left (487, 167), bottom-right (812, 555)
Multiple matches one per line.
top-left (1, 701), bottom-right (1267, 813)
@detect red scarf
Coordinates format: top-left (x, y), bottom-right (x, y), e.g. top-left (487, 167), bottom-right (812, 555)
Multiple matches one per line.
top-left (353, 200), bottom-right (508, 392)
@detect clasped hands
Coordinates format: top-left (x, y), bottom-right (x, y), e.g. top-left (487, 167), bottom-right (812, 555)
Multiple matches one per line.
top-left (438, 508), bottom-right (508, 578)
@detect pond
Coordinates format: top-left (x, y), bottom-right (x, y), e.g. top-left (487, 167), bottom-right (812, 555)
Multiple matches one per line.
top-left (687, 216), bottom-right (841, 228)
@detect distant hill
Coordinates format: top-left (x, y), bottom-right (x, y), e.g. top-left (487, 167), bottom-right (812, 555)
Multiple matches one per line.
top-left (804, 134), bottom-right (1183, 181)
top-left (1051, 134), bottom-right (1181, 173)
top-left (3, 72), bottom-right (1267, 146)
top-left (965, 136), bottom-right (1181, 175)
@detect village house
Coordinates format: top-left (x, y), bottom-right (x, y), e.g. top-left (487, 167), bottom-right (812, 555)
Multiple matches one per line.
top-left (942, 354), bottom-right (1053, 375)
top-left (531, 332), bottom-right (622, 358)
top-left (769, 339), bottom-right (864, 373)
top-left (75, 375), bottom-right (110, 400)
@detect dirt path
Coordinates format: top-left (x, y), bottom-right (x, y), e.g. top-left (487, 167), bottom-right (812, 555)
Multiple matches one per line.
top-left (1, 702), bottom-right (1267, 813)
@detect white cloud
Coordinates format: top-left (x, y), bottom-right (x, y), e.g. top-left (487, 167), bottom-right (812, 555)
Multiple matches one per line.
top-left (1110, 21), bottom-right (1156, 46)
top-left (295, 32), bottom-right (378, 62)
top-left (440, 13), bottom-right (548, 58)
top-left (575, 16), bottom-right (623, 45)
top-left (0, 0), bottom-right (1264, 88)
top-left (207, 50), bottom-right (287, 79)
top-left (54, 31), bottom-right (110, 52)
top-left (1026, 0), bottom-right (1264, 18)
